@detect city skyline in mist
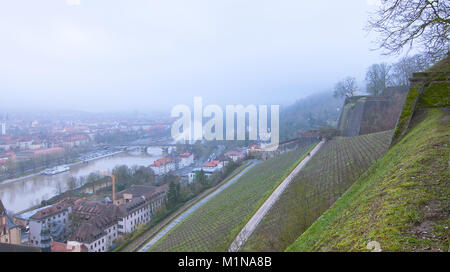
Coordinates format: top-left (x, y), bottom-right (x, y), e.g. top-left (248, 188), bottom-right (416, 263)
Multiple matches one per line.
top-left (1, 0), bottom-right (398, 114)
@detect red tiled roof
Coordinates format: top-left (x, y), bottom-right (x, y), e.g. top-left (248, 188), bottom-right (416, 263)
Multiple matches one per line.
top-left (51, 241), bottom-right (69, 252)
top-left (204, 160), bottom-right (220, 167)
top-left (151, 157), bottom-right (172, 167)
top-left (30, 199), bottom-right (72, 220)
top-left (180, 152), bottom-right (191, 158)
top-left (33, 147), bottom-right (64, 155)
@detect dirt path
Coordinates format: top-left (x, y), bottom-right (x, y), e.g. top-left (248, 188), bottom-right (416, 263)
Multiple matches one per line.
top-left (228, 140), bottom-right (325, 252)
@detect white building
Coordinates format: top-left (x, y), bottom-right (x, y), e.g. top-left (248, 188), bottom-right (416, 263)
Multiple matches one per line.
top-left (203, 160), bottom-right (223, 172)
top-left (224, 150), bottom-right (245, 162)
top-left (68, 200), bottom-right (119, 252)
top-left (70, 216), bottom-right (118, 252)
top-left (28, 200), bottom-right (72, 248)
top-left (188, 160), bottom-right (224, 184)
top-left (150, 157), bottom-right (176, 175)
top-left (178, 152), bottom-right (194, 168)
top-left (116, 185), bottom-right (167, 235)
top-left (188, 168), bottom-right (213, 184)
top-left (69, 184), bottom-right (168, 252)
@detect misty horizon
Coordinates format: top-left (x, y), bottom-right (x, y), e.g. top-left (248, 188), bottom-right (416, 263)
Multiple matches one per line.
top-left (1, 0), bottom-right (404, 114)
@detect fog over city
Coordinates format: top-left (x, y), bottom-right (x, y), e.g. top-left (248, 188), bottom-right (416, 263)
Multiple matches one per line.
top-left (0, 0), bottom-right (448, 256)
top-left (1, 0), bottom-right (396, 113)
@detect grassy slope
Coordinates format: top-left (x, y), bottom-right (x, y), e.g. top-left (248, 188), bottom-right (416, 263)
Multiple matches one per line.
top-left (242, 131), bottom-right (393, 251)
top-left (149, 143), bottom-right (316, 252)
top-left (287, 108), bottom-right (449, 252)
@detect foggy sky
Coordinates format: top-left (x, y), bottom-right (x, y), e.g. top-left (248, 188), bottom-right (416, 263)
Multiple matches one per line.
top-left (0, 0), bottom-right (395, 114)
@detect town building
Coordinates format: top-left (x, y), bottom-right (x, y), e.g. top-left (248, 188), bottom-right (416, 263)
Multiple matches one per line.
top-left (150, 157), bottom-right (176, 175)
top-left (69, 199), bottom-right (119, 252)
top-left (63, 135), bottom-right (90, 148)
top-left (51, 241), bottom-right (88, 252)
top-left (28, 199), bottom-right (73, 248)
top-left (224, 150), bottom-right (245, 162)
top-left (67, 184), bottom-right (168, 252)
top-left (115, 184), bottom-right (168, 235)
top-left (246, 144), bottom-right (262, 156)
top-left (188, 160), bottom-right (225, 183)
top-left (0, 200), bottom-right (22, 245)
top-left (202, 160), bottom-right (223, 172)
top-left (178, 152), bottom-right (194, 168)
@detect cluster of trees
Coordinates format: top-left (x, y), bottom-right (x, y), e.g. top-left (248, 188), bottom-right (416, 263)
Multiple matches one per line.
top-left (334, 0), bottom-right (448, 99)
top-left (63, 164), bottom-right (156, 195)
top-left (1, 148), bottom-right (79, 180)
top-left (365, 54), bottom-right (435, 96)
top-left (279, 92), bottom-right (343, 141)
top-left (333, 53), bottom-right (435, 99)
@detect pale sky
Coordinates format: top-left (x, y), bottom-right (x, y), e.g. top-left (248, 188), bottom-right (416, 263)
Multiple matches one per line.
top-left (0, 0), bottom-right (394, 113)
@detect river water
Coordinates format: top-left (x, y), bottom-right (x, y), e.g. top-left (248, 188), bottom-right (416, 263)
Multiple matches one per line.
top-left (0, 148), bottom-right (164, 214)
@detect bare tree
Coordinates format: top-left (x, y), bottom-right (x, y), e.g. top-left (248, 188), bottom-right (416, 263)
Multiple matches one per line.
top-left (367, 0), bottom-right (449, 61)
top-left (365, 63), bottom-right (392, 96)
top-left (333, 77), bottom-right (359, 98)
top-left (391, 53), bottom-right (434, 85)
top-left (67, 176), bottom-right (77, 191)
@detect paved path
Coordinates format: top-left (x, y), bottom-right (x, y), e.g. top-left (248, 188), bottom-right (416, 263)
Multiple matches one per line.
top-left (228, 141), bottom-right (325, 252)
top-left (138, 160), bottom-right (259, 252)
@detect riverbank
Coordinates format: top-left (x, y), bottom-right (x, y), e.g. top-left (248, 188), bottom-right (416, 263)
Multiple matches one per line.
top-left (0, 150), bottom-right (124, 186)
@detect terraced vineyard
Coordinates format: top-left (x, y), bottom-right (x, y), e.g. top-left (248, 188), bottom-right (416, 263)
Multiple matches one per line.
top-left (149, 142), bottom-right (316, 252)
top-left (242, 130), bottom-right (393, 252)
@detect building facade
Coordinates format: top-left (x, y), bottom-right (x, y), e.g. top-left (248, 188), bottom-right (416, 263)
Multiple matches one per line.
top-left (28, 200), bottom-right (72, 248)
top-left (0, 200), bottom-right (22, 245)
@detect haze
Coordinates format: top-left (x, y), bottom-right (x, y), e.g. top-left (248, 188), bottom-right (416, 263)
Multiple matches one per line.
top-left (0, 0), bottom-right (394, 113)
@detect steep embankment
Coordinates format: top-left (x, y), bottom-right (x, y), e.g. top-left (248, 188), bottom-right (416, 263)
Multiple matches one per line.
top-left (287, 108), bottom-right (449, 252)
top-left (241, 131), bottom-right (393, 251)
top-left (149, 143), bottom-right (315, 252)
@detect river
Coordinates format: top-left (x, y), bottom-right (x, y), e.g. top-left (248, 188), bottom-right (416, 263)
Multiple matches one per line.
top-left (0, 148), bottom-right (164, 214)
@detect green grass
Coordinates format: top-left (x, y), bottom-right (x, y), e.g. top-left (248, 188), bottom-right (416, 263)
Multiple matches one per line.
top-left (287, 108), bottom-right (449, 252)
top-left (148, 143), bottom-right (316, 252)
top-left (111, 161), bottom-right (252, 252)
top-left (392, 85), bottom-right (420, 145)
top-left (242, 130), bottom-right (393, 252)
top-left (417, 81), bottom-right (450, 108)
